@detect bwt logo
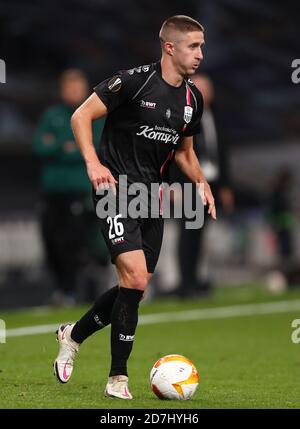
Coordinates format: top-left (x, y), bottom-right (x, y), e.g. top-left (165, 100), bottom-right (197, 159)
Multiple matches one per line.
top-left (0, 319), bottom-right (6, 343)
top-left (291, 59), bottom-right (300, 84)
top-left (0, 59), bottom-right (6, 83)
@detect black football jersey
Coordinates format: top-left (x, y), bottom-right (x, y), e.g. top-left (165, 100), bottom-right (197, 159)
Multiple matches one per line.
top-left (94, 61), bottom-right (203, 188)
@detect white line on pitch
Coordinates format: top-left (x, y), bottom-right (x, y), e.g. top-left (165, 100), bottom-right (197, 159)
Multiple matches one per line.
top-left (5, 299), bottom-right (300, 338)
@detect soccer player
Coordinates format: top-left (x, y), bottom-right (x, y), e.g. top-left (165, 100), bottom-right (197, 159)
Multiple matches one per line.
top-left (53, 15), bottom-right (216, 400)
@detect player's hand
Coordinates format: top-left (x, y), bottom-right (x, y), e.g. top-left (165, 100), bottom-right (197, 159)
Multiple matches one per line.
top-left (86, 160), bottom-right (118, 195)
top-left (197, 181), bottom-right (217, 220)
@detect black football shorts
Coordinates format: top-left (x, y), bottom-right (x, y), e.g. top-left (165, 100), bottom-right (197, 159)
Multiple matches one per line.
top-left (93, 189), bottom-right (164, 273)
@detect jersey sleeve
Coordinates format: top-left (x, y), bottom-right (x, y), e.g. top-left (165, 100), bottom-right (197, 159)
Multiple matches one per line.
top-left (93, 69), bottom-right (141, 113)
top-left (183, 89), bottom-right (204, 137)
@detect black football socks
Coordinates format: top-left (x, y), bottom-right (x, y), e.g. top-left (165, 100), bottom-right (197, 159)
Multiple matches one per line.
top-left (109, 287), bottom-right (143, 377)
top-left (71, 285), bottom-right (119, 344)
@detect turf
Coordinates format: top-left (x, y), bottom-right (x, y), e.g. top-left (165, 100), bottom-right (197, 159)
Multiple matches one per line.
top-left (0, 285), bottom-right (300, 409)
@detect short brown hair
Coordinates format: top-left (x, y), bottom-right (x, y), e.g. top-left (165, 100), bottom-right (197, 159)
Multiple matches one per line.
top-left (159, 15), bottom-right (204, 43)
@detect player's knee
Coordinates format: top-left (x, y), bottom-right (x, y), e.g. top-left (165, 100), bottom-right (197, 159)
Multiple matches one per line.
top-left (128, 272), bottom-right (148, 291)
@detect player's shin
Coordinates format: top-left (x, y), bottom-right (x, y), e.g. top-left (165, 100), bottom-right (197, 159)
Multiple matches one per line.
top-left (71, 285), bottom-right (119, 344)
top-left (109, 287), bottom-right (143, 376)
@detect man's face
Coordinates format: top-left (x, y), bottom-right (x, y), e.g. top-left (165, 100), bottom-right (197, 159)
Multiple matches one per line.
top-left (60, 78), bottom-right (89, 107)
top-left (172, 31), bottom-right (205, 76)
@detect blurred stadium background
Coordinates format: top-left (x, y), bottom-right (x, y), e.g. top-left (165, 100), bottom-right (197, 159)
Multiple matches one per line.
top-left (0, 0), bottom-right (299, 307)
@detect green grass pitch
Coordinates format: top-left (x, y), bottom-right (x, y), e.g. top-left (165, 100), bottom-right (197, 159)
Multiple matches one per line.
top-left (0, 285), bottom-right (300, 409)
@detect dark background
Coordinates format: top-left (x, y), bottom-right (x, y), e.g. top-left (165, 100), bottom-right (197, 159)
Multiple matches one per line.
top-left (1, 0), bottom-right (300, 206)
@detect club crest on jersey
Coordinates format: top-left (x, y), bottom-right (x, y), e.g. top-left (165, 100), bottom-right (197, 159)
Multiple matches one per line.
top-left (108, 76), bottom-right (122, 92)
top-left (166, 108), bottom-right (171, 119)
top-left (184, 106), bottom-right (193, 123)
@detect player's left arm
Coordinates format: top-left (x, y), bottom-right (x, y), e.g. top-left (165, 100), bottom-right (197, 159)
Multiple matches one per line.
top-left (175, 136), bottom-right (216, 220)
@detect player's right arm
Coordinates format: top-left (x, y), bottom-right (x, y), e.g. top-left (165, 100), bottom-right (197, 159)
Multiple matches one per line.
top-left (71, 93), bottom-right (117, 193)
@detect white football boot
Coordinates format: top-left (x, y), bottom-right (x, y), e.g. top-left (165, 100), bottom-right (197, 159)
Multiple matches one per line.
top-left (53, 323), bottom-right (79, 383)
top-left (104, 375), bottom-right (133, 400)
